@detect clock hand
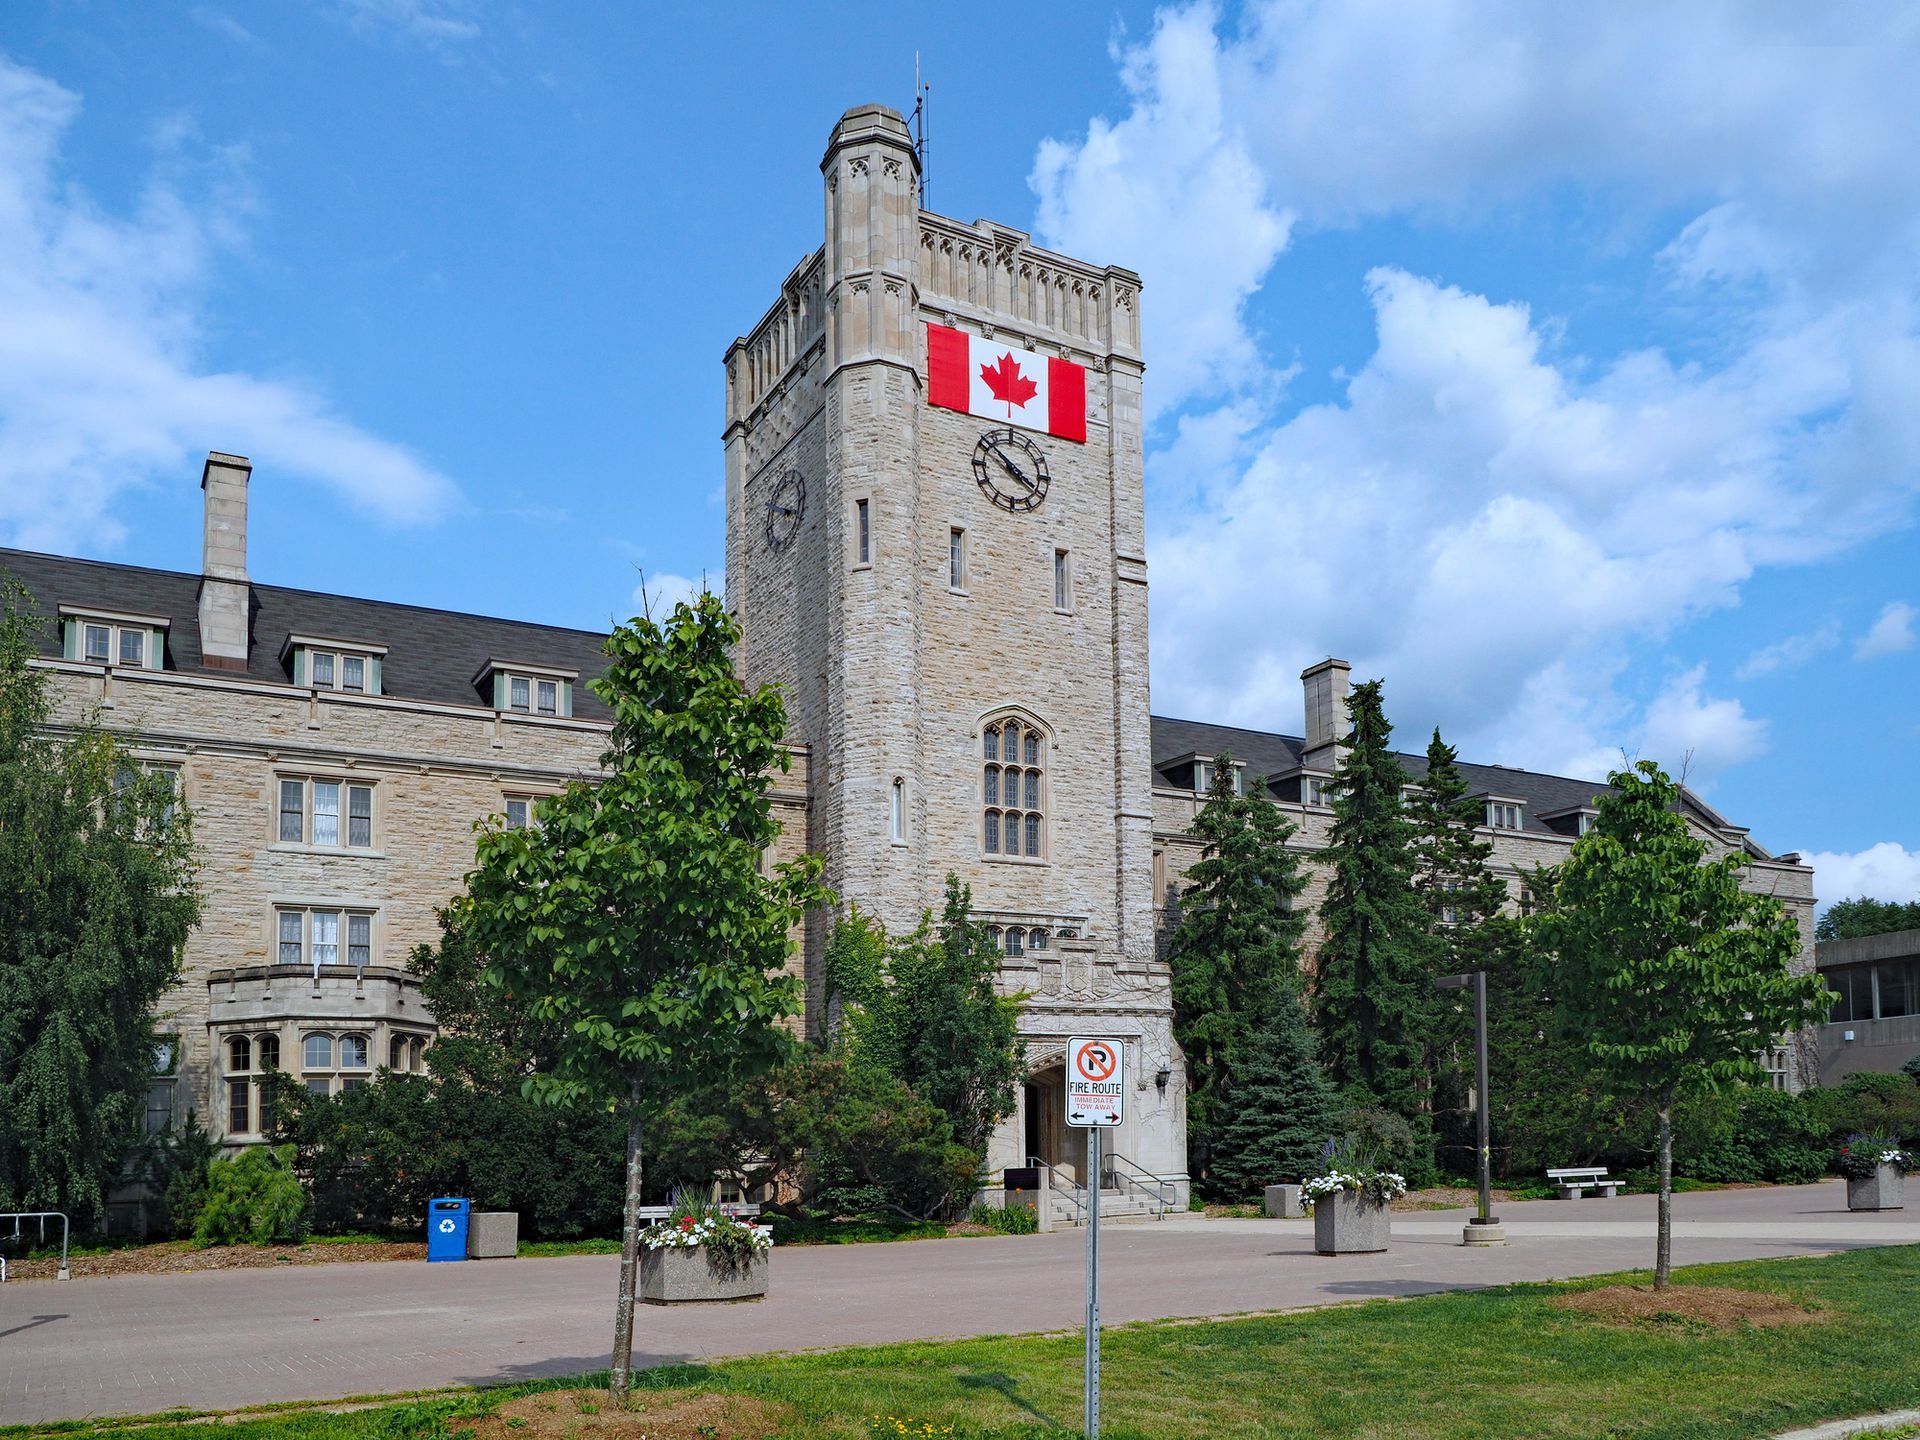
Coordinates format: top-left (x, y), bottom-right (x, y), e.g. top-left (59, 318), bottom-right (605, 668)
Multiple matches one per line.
top-left (986, 440), bottom-right (1037, 492)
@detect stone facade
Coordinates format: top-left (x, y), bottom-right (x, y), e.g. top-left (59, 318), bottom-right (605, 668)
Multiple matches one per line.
top-left (1152, 666), bottom-right (1820, 1092)
top-left (5, 102), bottom-right (1821, 1228)
top-left (724, 105), bottom-right (1181, 1197)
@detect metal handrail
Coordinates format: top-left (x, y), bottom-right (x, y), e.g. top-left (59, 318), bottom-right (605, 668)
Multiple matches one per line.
top-left (1102, 1152), bottom-right (1176, 1218)
top-left (1, 1211), bottom-right (71, 1281)
top-left (1026, 1154), bottom-right (1087, 1224)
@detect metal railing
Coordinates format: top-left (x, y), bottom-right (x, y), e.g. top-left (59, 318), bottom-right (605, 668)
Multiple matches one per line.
top-left (1101, 1152), bottom-right (1177, 1219)
top-left (1, 1211), bottom-right (71, 1281)
top-left (1026, 1154), bottom-right (1087, 1226)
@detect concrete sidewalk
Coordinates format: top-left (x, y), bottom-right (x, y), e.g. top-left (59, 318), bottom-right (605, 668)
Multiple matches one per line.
top-left (0, 1180), bottom-right (1907, 1423)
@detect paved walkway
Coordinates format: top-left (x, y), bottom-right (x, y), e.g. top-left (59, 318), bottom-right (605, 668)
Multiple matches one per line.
top-left (1, 1181), bottom-right (1911, 1423)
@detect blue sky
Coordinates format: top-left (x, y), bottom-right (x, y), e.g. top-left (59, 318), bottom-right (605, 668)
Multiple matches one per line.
top-left (1, 2), bottom-right (1916, 903)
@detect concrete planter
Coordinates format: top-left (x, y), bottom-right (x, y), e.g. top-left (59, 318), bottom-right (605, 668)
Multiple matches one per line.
top-left (640, 1246), bottom-right (769, 1304)
top-left (1848, 1164), bottom-right (1905, 1212)
top-left (466, 1211), bottom-right (518, 1259)
top-left (1263, 1183), bottom-right (1306, 1219)
top-left (1313, 1191), bottom-right (1390, 1255)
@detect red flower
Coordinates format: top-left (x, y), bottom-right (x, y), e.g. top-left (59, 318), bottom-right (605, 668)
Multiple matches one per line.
top-left (678, 1216), bottom-right (695, 1231)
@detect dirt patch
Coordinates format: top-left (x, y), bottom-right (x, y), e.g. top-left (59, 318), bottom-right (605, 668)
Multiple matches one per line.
top-left (1, 1239), bottom-right (426, 1282)
top-left (454, 1388), bottom-right (794, 1440)
top-left (1557, 1284), bottom-right (1823, 1331)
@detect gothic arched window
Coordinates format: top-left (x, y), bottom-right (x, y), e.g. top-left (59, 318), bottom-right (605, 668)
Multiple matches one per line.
top-left (982, 715), bottom-right (1047, 859)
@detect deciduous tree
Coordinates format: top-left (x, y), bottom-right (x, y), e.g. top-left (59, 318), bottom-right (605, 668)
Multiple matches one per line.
top-left (1534, 760), bottom-right (1829, 1288)
top-left (821, 878), bottom-right (1026, 1212)
top-left (1816, 896), bottom-right (1920, 941)
top-left (459, 594), bottom-right (828, 1402)
top-left (0, 579), bottom-right (201, 1224)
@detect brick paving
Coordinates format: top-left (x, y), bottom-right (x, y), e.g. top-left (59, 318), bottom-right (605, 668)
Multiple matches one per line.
top-left (2, 1181), bottom-right (1913, 1423)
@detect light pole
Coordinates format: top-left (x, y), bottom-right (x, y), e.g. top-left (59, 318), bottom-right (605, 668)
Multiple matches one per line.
top-left (1435, 969), bottom-right (1506, 1247)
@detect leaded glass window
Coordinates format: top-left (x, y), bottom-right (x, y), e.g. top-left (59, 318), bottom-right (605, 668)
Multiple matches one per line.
top-left (981, 716), bottom-right (1047, 860)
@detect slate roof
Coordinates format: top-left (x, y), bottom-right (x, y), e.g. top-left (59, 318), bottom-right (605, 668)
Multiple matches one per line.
top-left (0, 548), bottom-right (613, 722)
top-left (1149, 713), bottom-right (1774, 858)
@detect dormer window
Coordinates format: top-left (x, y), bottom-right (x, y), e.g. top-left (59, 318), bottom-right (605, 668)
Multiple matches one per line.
top-left (478, 660), bottom-right (576, 718)
top-left (1304, 774), bottom-right (1335, 808)
top-left (286, 635), bottom-right (385, 695)
top-left (1485, 799), bottom-right (1524, 830)
top-left (1194, 758), bottom-right (1245, 797)
top-left (60, 607), bottom-right (167, 670)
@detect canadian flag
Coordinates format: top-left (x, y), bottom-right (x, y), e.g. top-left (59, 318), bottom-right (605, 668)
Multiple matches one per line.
top-left (925, 323), bottom-right (1087, 443)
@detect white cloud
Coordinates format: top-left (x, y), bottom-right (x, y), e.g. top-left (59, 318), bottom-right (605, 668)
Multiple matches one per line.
top-left (1034, 3), bottom-right (1920, 778)
top-left (0, 54), bottom-right (455, 554)
top-left (327, 0), bottom-right (480, 52)
top-left (1145, 267), bottom-right (1824, 775)
top-left (1737, 623), bottom-right (1841, 680)
top-left (1031, 4), bottom-right (1292, 418)
top-left (187, 7), bottom-right (263, 48)
top-left (629, 571), bottom-right (714, 622)
top-left (1855, 601), bottom-right (1917, 660)
top-left (1802, 843), bottom-right (1920, 907)
top-left (1635, 666), bottom-right (1768, 785)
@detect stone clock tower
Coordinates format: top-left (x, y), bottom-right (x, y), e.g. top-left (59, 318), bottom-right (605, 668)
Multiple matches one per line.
top-left (724, 105), bottom-right (1184, 1204)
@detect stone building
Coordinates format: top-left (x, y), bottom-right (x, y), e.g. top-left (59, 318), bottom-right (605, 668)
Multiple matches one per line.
top-left (723, 103), bottom-right (1173, 1207)
top-left (5, 103), bottom-right (1819, 1228)
top-left (3, 453), bottom-right (617, 1184)
top-left (1150, 669), bottom-right (1819, 1095)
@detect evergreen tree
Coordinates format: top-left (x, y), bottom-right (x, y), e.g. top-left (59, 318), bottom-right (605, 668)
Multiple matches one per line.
top-left (1407, 728), bottom-right (1513, 1165)
top-left (1407, 729), bottom-right (1510, 968)
top-left (0, 579), bottom-right (202, 1223)
top-left (1166, 753), bottom-right (1309, 1187)
top-left (1211, 988), bottom-right (1342, 1192)
top-left (1310, 680), bottom-right (1437, 1123)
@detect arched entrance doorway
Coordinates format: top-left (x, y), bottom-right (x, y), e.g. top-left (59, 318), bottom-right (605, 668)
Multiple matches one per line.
top-left (1022, 1061), bottom-right (1080, 1184)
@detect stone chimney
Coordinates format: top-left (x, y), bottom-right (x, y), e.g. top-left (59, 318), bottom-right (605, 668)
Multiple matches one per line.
top-left (1300, 657), bottom-right (1351, 771)
top-left (198, 451), bottom-right (252, 671)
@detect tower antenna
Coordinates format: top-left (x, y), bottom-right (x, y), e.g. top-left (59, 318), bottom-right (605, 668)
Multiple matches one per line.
top-left (912, 52), bottom-right (930, 208)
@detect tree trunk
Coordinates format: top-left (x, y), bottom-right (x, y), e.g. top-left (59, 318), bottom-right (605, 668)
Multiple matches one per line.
top-left (608, 1070), bottom-right (646, 1404)
top-left (1654, 1100), bottom-right (1673, 1292)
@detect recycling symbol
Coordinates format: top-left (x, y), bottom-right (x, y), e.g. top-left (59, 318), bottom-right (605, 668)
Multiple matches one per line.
top-left (438, 1218), bottom-right (456, 1233)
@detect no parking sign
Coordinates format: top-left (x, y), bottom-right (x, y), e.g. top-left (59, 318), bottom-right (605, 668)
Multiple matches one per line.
top-left (1067, 1036), bottom-right (1125, 1128)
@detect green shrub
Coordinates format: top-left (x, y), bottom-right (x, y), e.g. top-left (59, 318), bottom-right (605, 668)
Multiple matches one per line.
top-left (1336, 1107), bottom-right (1424, 1184)
top-left (1804, 1072), bottom-right (1920, 1151)
top-left (968, 1200), bottom-right (1038, 1235)
top-left (193, 1144), bottom-right (308, 1246)
top-left (1903, 1055), bottom-right (1920, 1085)
top-left (1680, 1087), bottom-right (1825, 1185)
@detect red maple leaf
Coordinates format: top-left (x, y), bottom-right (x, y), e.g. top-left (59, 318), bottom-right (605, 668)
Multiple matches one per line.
top-left (980, 351), bottom-right (1039, 411)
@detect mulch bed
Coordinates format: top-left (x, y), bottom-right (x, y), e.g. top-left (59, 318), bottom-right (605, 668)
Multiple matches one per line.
top-left (1, 1238), bottom-right (426, 1282)
top-left (453, 1388), bottom-right (794, 1440)
top-left (1556, 1283), bottom-right (1822, 1331)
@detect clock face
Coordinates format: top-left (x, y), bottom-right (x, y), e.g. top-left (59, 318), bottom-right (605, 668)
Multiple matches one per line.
top-left (764, 469), bottom-right (805, 549)
top-left (972, 428), bottom-right (1050, 513)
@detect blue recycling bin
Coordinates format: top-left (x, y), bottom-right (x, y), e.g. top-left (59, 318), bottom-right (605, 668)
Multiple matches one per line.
top-left (427, 1197), bottom-right (470, 1262)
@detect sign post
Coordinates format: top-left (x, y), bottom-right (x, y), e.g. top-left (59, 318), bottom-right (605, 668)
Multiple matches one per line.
top-left (1067, 1036), bottom-right (1125, 1440)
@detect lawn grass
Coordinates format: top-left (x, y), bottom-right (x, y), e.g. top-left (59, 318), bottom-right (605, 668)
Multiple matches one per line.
top-left (11, 1245), bottom-right (1920, 1440)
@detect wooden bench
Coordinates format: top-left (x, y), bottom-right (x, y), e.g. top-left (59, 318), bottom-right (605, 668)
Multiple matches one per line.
top-left (1546, 1167), bottom-right (1619, 1199)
